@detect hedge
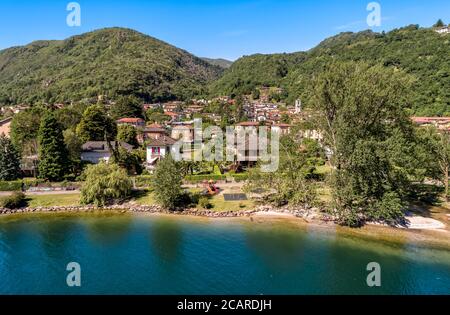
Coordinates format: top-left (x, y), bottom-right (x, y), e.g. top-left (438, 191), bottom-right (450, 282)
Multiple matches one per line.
top-left (0, 179), bottom-right (80, 192)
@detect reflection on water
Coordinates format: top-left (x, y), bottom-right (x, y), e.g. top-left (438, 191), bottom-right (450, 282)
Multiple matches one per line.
top-left (85, 215), bottom-right (133, 245)
top-left (0, 214), bottom-right (449, 294)
top-left (244, 226), bottom-right (307, 270)
top-left (149, 218), bottom-right (183, 264)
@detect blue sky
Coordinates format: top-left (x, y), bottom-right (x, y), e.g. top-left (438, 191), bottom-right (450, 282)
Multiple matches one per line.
top-left (0, 0), bottom-right (449, 60)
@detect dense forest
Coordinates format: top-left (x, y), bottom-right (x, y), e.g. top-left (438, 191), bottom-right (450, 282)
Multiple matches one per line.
top-left (0, 28), bottom-right (223, 105)
top-left (0, 24), bottom-right (449, 115)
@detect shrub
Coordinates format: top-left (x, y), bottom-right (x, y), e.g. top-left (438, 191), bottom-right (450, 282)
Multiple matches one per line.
top-left (153, 155), bottom-right (183, 210)
top-left (0, 179), bottom-right (46, 191)
top-left (0, 192), bottom-right (27, 209)
top-left (198, 197), bottom-right (212, 209)
top-left (80, 163), bottom-right (132, 206)
top-left (134, 175), bottom-right (154, 188)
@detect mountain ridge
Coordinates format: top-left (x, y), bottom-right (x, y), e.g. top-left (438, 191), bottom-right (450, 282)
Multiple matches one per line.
top-left (0, 27), bottom-right (223, 105)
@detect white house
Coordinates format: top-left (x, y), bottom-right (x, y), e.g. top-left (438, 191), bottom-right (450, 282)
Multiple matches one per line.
top-left (435, 26), bottom-right (450, 34)
top-left (81, 141), bottom-right (133, 164)
top-left (145, 136), bottom-right (177, 172)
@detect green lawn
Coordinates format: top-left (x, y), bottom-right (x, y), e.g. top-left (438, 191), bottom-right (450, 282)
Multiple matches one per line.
top-left (315, 164), bottom-right (332, 175)
top-left (132, 190), bottom-right (157, 205)
top-left (27, 193), bottom-right (81, 207)
top-left (1, 189), bottom-right (255, 213)
top-left (207, 195), bottom-right (255, 212)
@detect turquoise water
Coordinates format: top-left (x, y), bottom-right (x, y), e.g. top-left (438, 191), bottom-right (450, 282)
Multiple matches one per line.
top-left (0, 213), bottom-right (449, 295)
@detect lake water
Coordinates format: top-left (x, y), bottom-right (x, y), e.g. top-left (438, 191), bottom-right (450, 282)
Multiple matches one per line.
top-left (0, 213), bottom-right (449, 295)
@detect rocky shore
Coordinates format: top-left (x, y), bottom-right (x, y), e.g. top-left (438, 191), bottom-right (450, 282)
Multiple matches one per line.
top-left (0, 204), bottom-right (330, 221)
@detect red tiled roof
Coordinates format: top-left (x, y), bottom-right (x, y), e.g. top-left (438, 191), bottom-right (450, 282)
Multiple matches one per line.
top-left (164, 112), bottom-right (178, 117)
top-left (145, 124), bottom-right (166, 133)
top-left (117, 118), bottom-right (145, 123)
top-left (147, 123), bottom-right (163, 129)
top-left (411, 117), bottom-right (450, 123)
top-left (237, 121), bottom-right (260, 127)
top-left (146, 136), bottom-right (177, 146)
top-left (273, 123), bottom-right (291, 128)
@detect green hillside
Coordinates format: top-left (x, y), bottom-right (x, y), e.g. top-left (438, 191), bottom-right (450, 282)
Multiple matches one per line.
top-left (0, 28), bottom-right (223, 105)
top-left (211, 25), bottom-right (450, 116)
top-left (209, 52), bottom-right (307, 97)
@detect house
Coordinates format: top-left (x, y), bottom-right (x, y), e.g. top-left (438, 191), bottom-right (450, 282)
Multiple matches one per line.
top-left (411, 117), bottom-right (450, 132)
top-left (145, 136), bottom-right (178, 172)
top-left (236, 121), bottom-right (260, 128)
top-left (116, 118), bottom-right (145, 128)
top-left (272, 123), bottom-right (291, 135)
top-left (21, 154), bottom-right (38, 177)
top-left (81, 141), bottom-right (133, 164)
top-left (171, 125), bottom-right (194, 143)
top-left (142, 123), bottom-right (167, 143)
top-left (435, 26), bottom-right (450, 34)
top-left (164, 111), bottom-right (181, 122)
top-left (0, 117), bottom-right (13, 137)
top-left (143, 103), bottom-right (162, 111)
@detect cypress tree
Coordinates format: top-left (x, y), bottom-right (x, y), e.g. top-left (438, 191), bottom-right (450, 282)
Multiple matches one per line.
top-left (38, 112), bottom-right (69, 181)
top-left (0, 134), bottom-right (21, 180)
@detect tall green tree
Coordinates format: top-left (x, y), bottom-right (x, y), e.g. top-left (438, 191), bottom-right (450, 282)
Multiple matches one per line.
top-left (76, 105), bottom-right (117, 143)
top-left (63, 129), bottom-right (84, 176)
top-left (433, 19), bottom-right (445, 27)
top-left (0, 134), bottom-right (21, 180)
top-left (110, 95), bottom-right (144, 119)
top-left (55, 106), bottom-right (83, 131)
top-left (117, 124), bottom-right (139, 148)
top-left (37, 112), bottom-right (69, 181)
top-left (80, 162), bottom-right (132, 206)
top-left (153, 154), bottom-right (183, 210)
top-left (417, 127), bottom-right (450, 200)
top-left (245, 132), bottom-right (318, 207)
top-left (233, 95), bottom-right (246, 123)
top-left (308, 61), bottom-right (414, 226)
top-left (10, 106), bottom-right (46, 156)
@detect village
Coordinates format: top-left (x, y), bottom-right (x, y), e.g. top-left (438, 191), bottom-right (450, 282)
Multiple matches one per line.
top-left (0, 85), bottom-right (449, 179)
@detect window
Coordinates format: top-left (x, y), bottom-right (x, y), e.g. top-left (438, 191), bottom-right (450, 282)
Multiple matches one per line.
top-left (151, 147), bottom-right (160, 155)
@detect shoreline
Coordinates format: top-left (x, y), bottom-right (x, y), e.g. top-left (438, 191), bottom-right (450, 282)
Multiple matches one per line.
top-left (0, 203), bottom-right (449, 250)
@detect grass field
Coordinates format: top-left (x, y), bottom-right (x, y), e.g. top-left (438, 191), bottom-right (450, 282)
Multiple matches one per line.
top-left (132, 190), bottom-right (157, 205)
top-left (208, 195), bottom-right (255, 212)
top-left (0, 188), bottom-right (256, 212)
top-left (26, 193), bottom-right (81, 207)
top-left (132, 188), bottom-right (255, 212)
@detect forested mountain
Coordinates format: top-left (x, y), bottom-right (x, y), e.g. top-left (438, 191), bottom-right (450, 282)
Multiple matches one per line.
top-left (0, 28), bottom-right (223, 105)
top-left (211, 25), bottom-right (450, 116)
top-left (209, 52), bottom-right (307, 97)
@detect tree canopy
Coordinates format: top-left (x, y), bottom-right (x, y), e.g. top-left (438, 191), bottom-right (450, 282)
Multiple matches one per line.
top-left (76, 105), bottom-right (117, 143)
top-left (153, 154), bottom-right (184, 210)
top-left (308, 61), bottom-right (415, 226)
top-left (0, 134), bottom-right (21, 180)
top-left (80, 162), bottom-right (132, 206)
top-left (37, 112), bottom-right (69, 181)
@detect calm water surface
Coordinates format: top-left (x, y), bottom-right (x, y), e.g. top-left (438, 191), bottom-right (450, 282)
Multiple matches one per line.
top-left (0, 213), bottom-right (449, 294)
